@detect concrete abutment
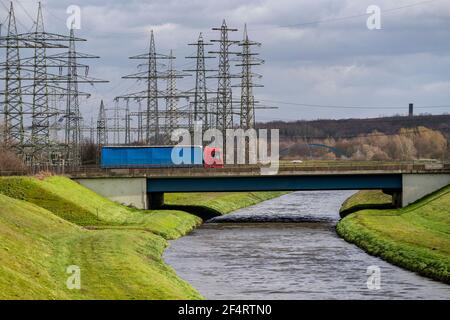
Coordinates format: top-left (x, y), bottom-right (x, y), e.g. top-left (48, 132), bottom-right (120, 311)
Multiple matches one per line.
top-left (402, 173), bottom-right (450, 207)
top-left (74, 173), bottom-right (450, 210)
top-left (75, 177), bottom-right (148, 209)
top-left (147, 192), bottom-right (164, 209)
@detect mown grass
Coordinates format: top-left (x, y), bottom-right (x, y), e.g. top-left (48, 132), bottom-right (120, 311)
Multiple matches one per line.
top-left (336, 187), bottom-right (450, 284)
top-left (164, 191), bottom-right (288, 219)
top-left (0, 176), bottom-right (201, 239)
top-left (0, 193), bottom-right (201, 299)
top-left (0, 175), bottom-right (286, 299)
top-left (339, 190), bottom-right (394, 217)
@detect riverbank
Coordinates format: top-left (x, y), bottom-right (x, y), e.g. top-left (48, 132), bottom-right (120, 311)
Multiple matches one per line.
top-left (336, 188), bottom-right (450, 284)
top-left (0, 175), bottom-right (285, 299)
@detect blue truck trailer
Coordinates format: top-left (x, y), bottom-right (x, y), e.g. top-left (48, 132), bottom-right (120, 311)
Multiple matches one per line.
top-left (100, 145), bottom-right (203, 168)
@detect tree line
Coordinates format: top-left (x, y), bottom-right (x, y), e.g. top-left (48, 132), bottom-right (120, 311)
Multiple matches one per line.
top-left (280, 126), bottom-right (449, 161)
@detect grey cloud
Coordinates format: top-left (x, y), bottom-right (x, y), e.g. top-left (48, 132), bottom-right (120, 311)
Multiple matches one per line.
top-left (1, 0), bottom-right (449, 121)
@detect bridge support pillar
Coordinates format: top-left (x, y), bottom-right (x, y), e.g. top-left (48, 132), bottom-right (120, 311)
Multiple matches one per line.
top-left (148, 192), bottom-right (164, 210)
top-left (391, 191), bottom-right (402, 208)
top-left (382, 189), bottom-right (402, 208)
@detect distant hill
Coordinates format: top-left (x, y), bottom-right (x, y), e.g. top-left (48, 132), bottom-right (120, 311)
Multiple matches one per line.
top-left (258, 114), bottom-right (450, 139)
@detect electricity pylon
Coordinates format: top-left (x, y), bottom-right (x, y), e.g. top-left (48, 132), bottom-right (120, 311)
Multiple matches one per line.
top-left (65, 27), bottom-right (82, 166)
top-left (125, 99), bottom-right (131, 144)
top-left (116, 31), bottom-right (189, 145)
top-left (45, 25), bottom-right (107, 167)
top-left (184, 33), bottom-right (215, 131)
top-left (163, 50), bottom-right (190, 143)
top-left (209, 20), bottom-right (239, 136)
top-left (30, 3), bottom-right (53, 163)
top-left (0, 2), bottom-right (106, 167)
top-left (0, 2), bottom-right (64, 157)
top-left (164, 50), bottom-right (178, 140)
top-left (115, 31), bottom-right (170, 144)
top-left (235, 24), bottom-right (263, 130)
top-left (96, 100), bottom-right (107, 146)
top-left (1, 2), bottom-right (24, 151)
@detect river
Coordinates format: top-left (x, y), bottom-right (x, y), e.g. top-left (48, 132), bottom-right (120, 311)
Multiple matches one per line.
top-left (163, 191), bottom-right (450, 299)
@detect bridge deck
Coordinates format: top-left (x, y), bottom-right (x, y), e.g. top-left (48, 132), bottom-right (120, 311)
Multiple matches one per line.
top-left (70, 163), bottom-right (450, 208)
top-left (146, 174), bottom-right (403, 193)
top-left (67, 162), bottom-right (450, 179)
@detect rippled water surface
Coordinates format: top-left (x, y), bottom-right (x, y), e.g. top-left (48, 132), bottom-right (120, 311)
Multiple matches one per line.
top-left (164, 191), bottom-right (450, 299)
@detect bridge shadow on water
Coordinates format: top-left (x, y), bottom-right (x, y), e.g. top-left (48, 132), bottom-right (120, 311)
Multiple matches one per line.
top-left (339, 203), bottom-right (394, 218)
top-left (208, 215), bottom-right (337, 224)
top-left (160, 204), bottom-right (337, 223)
top-left (160, 204), bottom-right (222, 221)
top-left (162, 200), bottom-right (395, 224)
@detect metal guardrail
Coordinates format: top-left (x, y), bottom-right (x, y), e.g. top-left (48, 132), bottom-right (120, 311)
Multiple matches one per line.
top-left (64, 163), bottom-right (450, 178)
top-left (1, 161), bottom-right (449, 178)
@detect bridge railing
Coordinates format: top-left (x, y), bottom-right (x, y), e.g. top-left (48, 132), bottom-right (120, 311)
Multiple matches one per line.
top-left (1, 160), bottom-right (449, 177)
top-left (63, 160), bottom-right (450, 177)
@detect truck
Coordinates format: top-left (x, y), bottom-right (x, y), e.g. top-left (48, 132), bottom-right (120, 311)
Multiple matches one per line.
top-left (100, 145), bottom-right (223, 169)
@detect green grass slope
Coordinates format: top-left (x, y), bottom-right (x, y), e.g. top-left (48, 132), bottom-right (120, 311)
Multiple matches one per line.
top-left (337, 187), bottom-right (450, 284)
top-left (0, 175), bottom-right (287, 299)
top-left (165, 191), bottom-right (288, 219)
top-left (0, 176), bottom-right (201, 239)
top-left (339, 190), bottom-right (394, 217)
top-left (0, 193), bottom-right (201, 299)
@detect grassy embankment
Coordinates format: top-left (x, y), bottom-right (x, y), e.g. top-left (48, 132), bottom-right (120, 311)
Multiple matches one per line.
top-left (0, 176), bottom-right (285, 299)
top-left (337, 188), bottom-right (450, 284)
top-left (164, 191), bottom-right (288, 219)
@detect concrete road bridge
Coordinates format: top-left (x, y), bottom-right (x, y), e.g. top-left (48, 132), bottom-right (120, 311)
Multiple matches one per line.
top-left (69, 162), bottom-right (450, 210)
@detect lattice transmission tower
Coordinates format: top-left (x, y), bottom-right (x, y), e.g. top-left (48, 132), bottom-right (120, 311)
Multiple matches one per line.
top-left (209, 20), bottom-right (239, 136)
top-left (49, 26), bottom-right (107, 167)
top-left (96, 99), bottom-right (107, 146)
top-left (116, 31), bottom-right (189, 145)
top-left (163, 50), bottom-right (190, 143)
top-left (184, 33), bottom-right (216, 131)
top-left (1, 2), bottom-right (106, 167)
top-left (0, 2), bottom-right (24, 152)
top-left (235, 24), bottom-right (263, 130)
top-left (164, 50), bottom-right (178, 140)
top-left (30, 3), bottom-right (60, 164)
top-left (1, 2), bottom-right (71, 164)
top-left (115, 31), bottom-right (171, 144)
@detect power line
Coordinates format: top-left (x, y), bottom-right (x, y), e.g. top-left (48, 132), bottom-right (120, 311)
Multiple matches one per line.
top-left (0, 1), bottom-right (107, 168)
top-left (0, 0), bottom-right (9, 12)
top-left (259, 99), bottom-right (450, 110)
top-left (41, 4), bottom-right (67, 24)
top-left (418, 105), bottom-right (450, 109)
top-left (278, 0), bottom-right (441, 29)
top-left (13, 0), bottom-right (36, 24)
top-left (0, 0), bottom-right (30, 31)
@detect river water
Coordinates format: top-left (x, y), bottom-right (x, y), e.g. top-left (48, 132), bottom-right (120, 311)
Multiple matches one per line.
top-left (163, 191), bottom-right (450, 299)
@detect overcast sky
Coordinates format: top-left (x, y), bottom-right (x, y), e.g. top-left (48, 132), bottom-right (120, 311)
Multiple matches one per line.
top-left (2, 0), bottom-right (450, 122)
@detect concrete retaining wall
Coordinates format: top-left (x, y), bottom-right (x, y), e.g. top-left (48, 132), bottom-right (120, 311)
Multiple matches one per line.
top-left (76, 177), bottom-right (148, 209)
top-left (402, 174), bottom-right (450, 206)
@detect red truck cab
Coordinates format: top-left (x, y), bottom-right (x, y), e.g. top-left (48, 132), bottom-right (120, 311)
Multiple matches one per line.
top-left (203, 147), bottom-right (224, 168)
